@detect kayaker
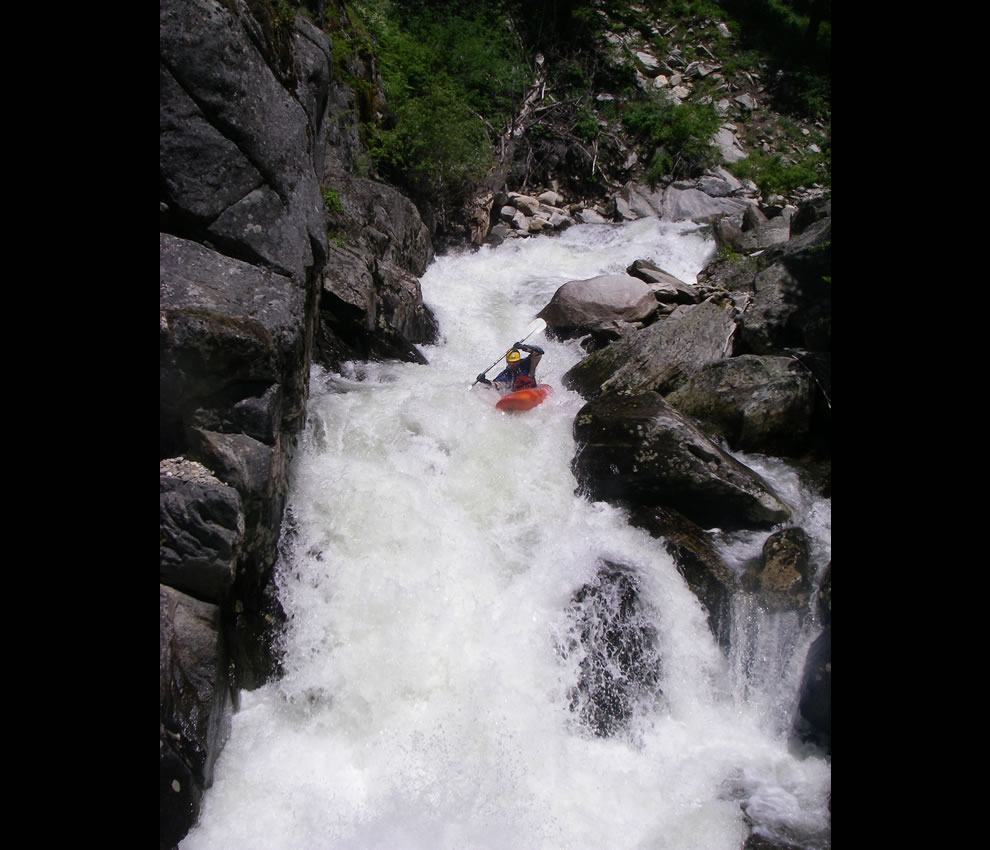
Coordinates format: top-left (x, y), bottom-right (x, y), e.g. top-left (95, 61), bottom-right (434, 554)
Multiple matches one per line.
top-left (476, 343), bottom-right (544, 394)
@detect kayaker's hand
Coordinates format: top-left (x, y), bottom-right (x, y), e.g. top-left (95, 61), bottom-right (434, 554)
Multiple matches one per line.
top-left (476, 373), bottom-right (491, 385)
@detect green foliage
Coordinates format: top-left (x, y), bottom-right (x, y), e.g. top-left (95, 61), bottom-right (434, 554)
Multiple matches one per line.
top-left (323, 3), bottom-right (381, 136)
top-left (720, 49), bottom-right (762, 78)
top-left (665, 0), bottom-right (726, 19)
top-left (560, 58), bottom-right (591, 93)
top-left (272, 0), bottom-right (295, 35)
top-left (370, 78), bottom-right (494, 200)
top-left (351, 1), bottom-right (528, 206)
top-left (716, 244), bottom-right (744, 264)
top-left (322, 188), bottom-right (344, 215)
top-left (326, 0), bottom-right (831, 212)
top-left (772, 69), bottom-right (831, 122)
top-left (573, 108), bottom-right (600, 142)
top-left (719, 0), bottom-right (830, 71)
top-left (727, 148), bottom-right (828, 196)
top-left (622, 96), bottom-right (722, 182)
top-left (354, 1), bottom-right (526, 122)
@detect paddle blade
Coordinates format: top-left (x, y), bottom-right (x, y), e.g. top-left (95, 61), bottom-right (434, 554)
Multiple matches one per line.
top-left (522, 318), bottom-right (547, 340)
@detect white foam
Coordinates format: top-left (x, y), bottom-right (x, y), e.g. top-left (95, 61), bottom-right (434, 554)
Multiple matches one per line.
top-left (182, 220), bottom-right (829, 850)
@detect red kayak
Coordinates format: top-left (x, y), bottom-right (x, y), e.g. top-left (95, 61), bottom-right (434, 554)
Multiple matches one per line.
top-left (495, 384), bottom-right (553, 412)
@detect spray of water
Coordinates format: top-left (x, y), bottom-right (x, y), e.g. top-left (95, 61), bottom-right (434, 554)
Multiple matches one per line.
top-left (182, 220), bottom-right (830, 850)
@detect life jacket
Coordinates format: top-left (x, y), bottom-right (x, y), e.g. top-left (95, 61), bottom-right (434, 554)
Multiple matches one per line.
top-left (494, 354), bottom-right (541, 393)
top-left (512, 373), bottom-right (537, 391)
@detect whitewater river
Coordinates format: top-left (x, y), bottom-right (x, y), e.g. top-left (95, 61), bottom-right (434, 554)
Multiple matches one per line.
top-left (181, 217), bottom-right (831, 850)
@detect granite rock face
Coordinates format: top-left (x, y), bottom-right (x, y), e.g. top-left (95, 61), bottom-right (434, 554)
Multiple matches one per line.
top-left (572, 390), bottom-right (791, 531)
top-left (159, 2), bottom-right (441, 844)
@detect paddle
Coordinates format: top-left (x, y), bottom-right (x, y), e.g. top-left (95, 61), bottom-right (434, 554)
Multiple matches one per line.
top-left (471, 318), bottom-right (547, 387)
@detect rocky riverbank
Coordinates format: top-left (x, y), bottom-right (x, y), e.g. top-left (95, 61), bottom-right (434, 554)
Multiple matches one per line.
top-left (160, 1), bottom-right (830, 846)
top-left (160, 1), bottom-right (441, 842)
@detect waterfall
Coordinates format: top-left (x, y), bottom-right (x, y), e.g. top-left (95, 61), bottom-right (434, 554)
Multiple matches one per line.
top-left (181, 219), bottom-right (831, 850)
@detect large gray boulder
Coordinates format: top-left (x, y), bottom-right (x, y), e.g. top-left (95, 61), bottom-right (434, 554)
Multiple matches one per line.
top-left (662, 185), bottom-right (751, 221)
top-left (626, 260), bottom-right (702, 305)
top-left (563, 561), bottom-right (664, 737)
top-left (160, 0), bottom-right (327, 284)
top-left (538, 273), bottom-right (660, 339)
top-left (572, 391), bottom-right (791, 531)
top-left (159, 234), bottom-right (311, 612)
top-left (160, 585), bottom-right (232, 850)
top-left (317, 175), bottom-right (439, 367)
top-left (628, 505), bottom-right (737, 649)
top-left (615, 182), bottom-right (665, 220)
top-left (665, 354), bottom-right (816, 457)
top-left (713, 207), bottom-right (793, 254)
top-left (736, 216), bottom-right (831, 354)
top-left (742, 527), bottom-right (814, 611)
top-left (695, 251), bottom-right (765, 294)
top-left (160, 459), bottom-right (244, 603)
top-left (793, 625), bottom-right (831, 755)
top-left (564, 297), bottom-right (738, 399)
top-left (159, 234), bottom-right (313, 452)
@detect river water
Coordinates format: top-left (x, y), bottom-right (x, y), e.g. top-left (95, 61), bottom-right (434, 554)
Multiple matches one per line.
top-left (181, 218), bottom-right (831, 850)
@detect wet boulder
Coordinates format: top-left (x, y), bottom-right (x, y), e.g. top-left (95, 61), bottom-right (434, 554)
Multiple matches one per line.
top-left (159, 234), bottom-right (312, 454)
top-left (160, 0), bottom-right (327, 284)
top-left (661, 185), bottom-right (752, 221)
top-left (160, 585), bottom-right (232, 849)
top-left (615, 182), bottom-right (665, 220)
top-left (817, 561), bottom-right (831, 626)
top-left (317, 175), bottom-right (439, 368)
top-left (793, 625), bottom-right (831, 755)
top-left (537, 273), bottom-right (660, 339)
top-left (160, 459), bottom-right (244, 603)
top-left (561, 561), bottom-right (663, 737)
top-left (572, 390), bottom-right (791, 531)
top-left (665, 354), bottom-right (816, 457)
top-left (563, 297), bottom-right (738, 399)
top-left (629, 505), bottom-right (737, 650)
top-left (160, 234), bottom-right (307, 647)
top-left (742, 527), bottom-right (813, 611)
top-left (736, 217), bottom-right (831, 355)
top-left (626, 259), bottom-right (702, 305)
top-left (792, 559), bottom-right (831, 755)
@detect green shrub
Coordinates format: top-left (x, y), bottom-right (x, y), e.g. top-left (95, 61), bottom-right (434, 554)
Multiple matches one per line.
top-left (272, 0), bottom-right (295, 34)
top-left (573, 108), bottom-right (600, 142)
top-left (352, 1), bottom-right (527, 207)
top-left (322, 188), bottom-right (344, 215)
top-left (727, 148), bottom-right (828, 196)
top-left (370, 77), bottom-right (494, 200)
top-left (622, 95), bottom-right (722, 182)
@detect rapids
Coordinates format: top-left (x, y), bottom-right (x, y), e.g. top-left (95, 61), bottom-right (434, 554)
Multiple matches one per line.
top-left (181, 218), bottom-right (831, 850)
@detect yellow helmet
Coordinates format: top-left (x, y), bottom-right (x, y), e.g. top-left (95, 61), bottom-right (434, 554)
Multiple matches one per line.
top-left (506, 349), bottom-right (522, 363)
